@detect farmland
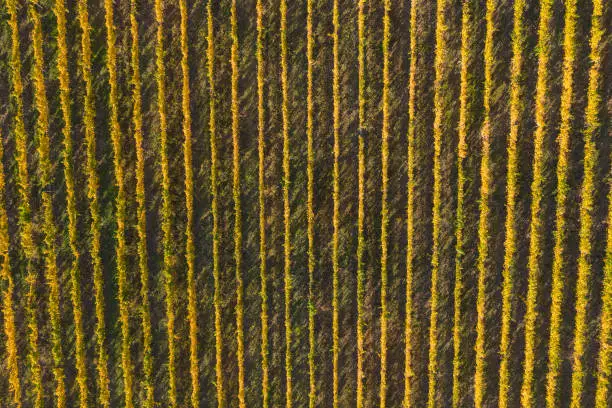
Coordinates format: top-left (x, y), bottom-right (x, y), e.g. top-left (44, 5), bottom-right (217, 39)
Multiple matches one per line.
top-left (0, 0), bottom-right (609, 407)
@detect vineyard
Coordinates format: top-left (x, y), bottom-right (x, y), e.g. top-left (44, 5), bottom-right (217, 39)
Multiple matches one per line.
top-left (0, 0), bottom-right (609, 407)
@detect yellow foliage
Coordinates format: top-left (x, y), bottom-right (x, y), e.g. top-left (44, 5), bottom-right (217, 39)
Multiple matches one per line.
top-left (207, 2), bottom-right (224, 406)
top-left (380, 1), bottom-right (391, 406)
top-left (546, 0), bottom-right (578, 404)
top-left (103, 0), bottom-right (133, 404)
top-left (474, 0), bottom-right (495, 405)
top-left (178, 1), bottom-right (200, 406)
top-left (29, 5), bottom-right (66, 407)
top-left (522, 0), bottom-right (554, 404)
top-left (0, 131), bottom-right (21, 408)
top-left (229, 1), bottom-right (245, 406)
top-left (306, 0), bottom-right (316, 406)
top-left (595, 171), bottom-right (612, 407)
top-left (154, 0), bottom-right (176, 405)
top-left (129, 0), bottom-right (154, 405)
top-left (498, 0), bottom-right (526, 405)
top-left (280, 0), bottom-right (293, 406)
top-left (571, 0), bottom-right (604, 405)
top-left (356, 0), bottom-right (367, 406)
top-left (332, 0), bottom-right (341, 406)
top-left (256, 1), bottom-right (269, 406)
top-left (77, 1), bottom-right (110, 405)
top-left (428, 0), bottom-right (449, 404)
top-left (404, 0), bottom-right (417, 406)
top-left (7, 1), bottom-right (42, 405)
top-left (55, 0), bottom-right (92, 404)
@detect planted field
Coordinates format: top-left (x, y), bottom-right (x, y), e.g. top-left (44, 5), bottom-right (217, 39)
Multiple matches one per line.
top-left (0, 0), bottom-right (609, 407)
